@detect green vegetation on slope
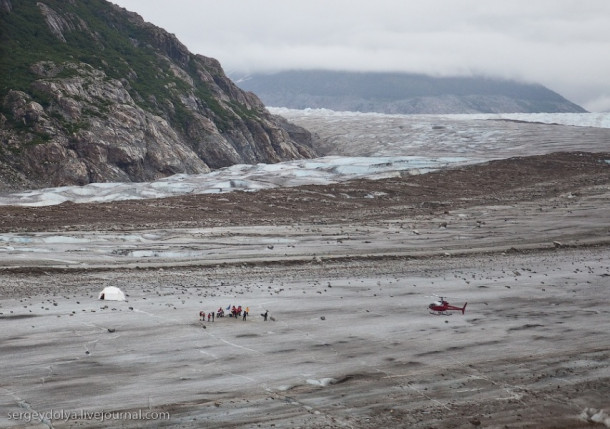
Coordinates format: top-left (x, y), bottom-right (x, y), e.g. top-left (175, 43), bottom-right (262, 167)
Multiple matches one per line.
top-left (0, 0), bottom-right (258, 133)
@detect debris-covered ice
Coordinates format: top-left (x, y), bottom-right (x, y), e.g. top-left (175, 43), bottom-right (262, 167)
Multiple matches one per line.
top-left (1, 111), bottom-right (608, 207)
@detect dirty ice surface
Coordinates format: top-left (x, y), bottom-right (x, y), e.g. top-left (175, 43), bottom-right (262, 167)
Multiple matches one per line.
top-left (1, 249), bottom-right (609, 428)
top-left (1, 111), bottom-right (609, 428)
top-left (1, 111), bottom-right (609, 207)
top-left (0, 156), bottom-right (472, 207)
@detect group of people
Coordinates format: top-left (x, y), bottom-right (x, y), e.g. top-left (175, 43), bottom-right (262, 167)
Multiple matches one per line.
top-left (199, 305), bottom-right (249, 322)
top-left (199, 310), bottom-right (215, 322)
top-left (229, 305), bottom-right (247, 319)
top-left (199, 306), bottom-right (269, 322)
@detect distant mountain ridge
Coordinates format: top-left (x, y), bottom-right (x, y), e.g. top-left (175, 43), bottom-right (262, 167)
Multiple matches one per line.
top-left (235, 70), bottom-right (587, 114)
top-left (0, 0), bottom-right (315, 191)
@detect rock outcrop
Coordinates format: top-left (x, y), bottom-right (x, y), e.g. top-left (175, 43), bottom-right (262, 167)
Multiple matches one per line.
top-left (0, 0), bottom-right (316, 191)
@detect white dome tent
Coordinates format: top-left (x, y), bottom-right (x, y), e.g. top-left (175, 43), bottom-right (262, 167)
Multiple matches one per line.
top-left (98, 286), bottom-right (126, 301)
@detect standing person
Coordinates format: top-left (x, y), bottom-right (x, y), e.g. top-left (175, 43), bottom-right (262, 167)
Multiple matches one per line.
top-left (207, 312), bottom-right (211, 322)
top-left (242, 309), bottom-right (247, 321)
top-left (211, 311), bottom-right (215, 322)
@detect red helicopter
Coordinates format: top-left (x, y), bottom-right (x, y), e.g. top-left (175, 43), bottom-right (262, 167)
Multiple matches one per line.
top-left (428, 296), bottom-right (467, 315)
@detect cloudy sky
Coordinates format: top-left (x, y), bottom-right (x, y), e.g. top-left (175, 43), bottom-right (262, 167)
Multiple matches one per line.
top-left (112, 0), bottom-right (610, 112)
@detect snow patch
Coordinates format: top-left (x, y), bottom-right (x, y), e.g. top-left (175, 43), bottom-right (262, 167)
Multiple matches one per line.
top-left (580, 408), bottom-right (610, 427)
top-left (306, 378), bottom-right (337, 387)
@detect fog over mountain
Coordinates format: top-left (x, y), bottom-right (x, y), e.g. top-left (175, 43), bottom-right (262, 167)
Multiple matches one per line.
top-left (235, 70), bottom-right (587, 115)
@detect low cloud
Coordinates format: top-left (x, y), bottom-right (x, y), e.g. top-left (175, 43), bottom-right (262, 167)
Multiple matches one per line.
top-left (114, 0), bottom-right (610, 111)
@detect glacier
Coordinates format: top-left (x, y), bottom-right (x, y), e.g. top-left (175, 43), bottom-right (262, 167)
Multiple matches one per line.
top-left (0, 110), bottom-right (608, 207)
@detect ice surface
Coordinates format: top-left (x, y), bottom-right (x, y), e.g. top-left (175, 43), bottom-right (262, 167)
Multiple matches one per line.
top-left (0, 156), bottom-right (474, 207)
top-left (272, 108), bottom-right (610, 129)
top-left (1, 110), bottom-right (609, 428)
top-left (1, 111), bottom-right (608, 207)
top-left (1, 242), bottom-right (608, 427)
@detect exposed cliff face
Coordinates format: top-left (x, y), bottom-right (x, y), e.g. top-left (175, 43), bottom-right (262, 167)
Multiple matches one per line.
top-left (0, 0), bottom-right (316, 191)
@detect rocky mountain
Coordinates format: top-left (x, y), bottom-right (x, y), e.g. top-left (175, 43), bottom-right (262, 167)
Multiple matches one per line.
top-left (0, 0), bottom-right (316, 191)
top-left (235, 70), bottom-right (587, 114)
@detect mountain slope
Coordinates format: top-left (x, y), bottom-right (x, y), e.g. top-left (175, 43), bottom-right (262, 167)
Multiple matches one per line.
top-left (235, 70), bottom-right (587, 114)
top-left (0, 0), bottom-right (315, 190)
